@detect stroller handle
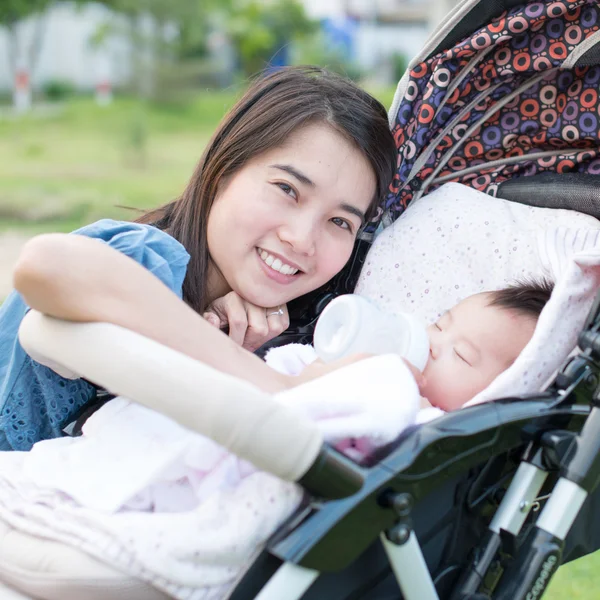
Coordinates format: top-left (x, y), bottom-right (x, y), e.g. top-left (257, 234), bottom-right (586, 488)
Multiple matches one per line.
top-left (18, 310), bottom-right (324, 483)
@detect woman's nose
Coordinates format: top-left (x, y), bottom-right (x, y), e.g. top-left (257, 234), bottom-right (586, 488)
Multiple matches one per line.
top-left (278, 219), bottom-right (316, 257)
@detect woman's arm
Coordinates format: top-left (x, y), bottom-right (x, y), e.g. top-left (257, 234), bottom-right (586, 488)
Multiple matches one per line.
top-left (13, 233), bottom-right (291, 393)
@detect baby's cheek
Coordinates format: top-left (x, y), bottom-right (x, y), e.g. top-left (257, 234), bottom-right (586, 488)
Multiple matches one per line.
top-left (429, 375), bottom-right (470, 412)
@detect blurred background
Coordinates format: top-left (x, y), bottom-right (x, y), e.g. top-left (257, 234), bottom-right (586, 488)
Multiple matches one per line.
top-left (0, 1), bottom-right (599, 595)
top-left (0, 0), bottom-right (458, 296)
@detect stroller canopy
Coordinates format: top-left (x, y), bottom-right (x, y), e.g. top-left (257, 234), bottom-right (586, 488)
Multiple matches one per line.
top-left (379, 0), bottom-right (600, 231)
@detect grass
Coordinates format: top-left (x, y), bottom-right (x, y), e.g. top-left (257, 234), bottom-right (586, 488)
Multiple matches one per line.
top-left (0, 92), bottom-right (238, 233)
top-left (545, 552), bottom-right (600, 598)
top-left (0, 85), bottom-right (397, 234)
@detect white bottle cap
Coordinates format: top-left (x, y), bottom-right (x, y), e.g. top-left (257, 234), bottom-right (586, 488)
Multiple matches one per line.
top-left (314, 295), bottom-right (430, 371)
top-left (314, 295), bottom-right (364, 363)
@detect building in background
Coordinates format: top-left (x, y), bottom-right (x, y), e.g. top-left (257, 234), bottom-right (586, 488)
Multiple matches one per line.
top-left (0, 0), bottom-right (459, 93)
top-left (0, 3), bottom-right (131, 94)
top-left (302, 0), bottom-right (457, 82)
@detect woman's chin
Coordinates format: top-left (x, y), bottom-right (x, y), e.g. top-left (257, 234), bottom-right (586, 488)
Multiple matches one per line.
top-left (236, 287), bottom-right (289, 309)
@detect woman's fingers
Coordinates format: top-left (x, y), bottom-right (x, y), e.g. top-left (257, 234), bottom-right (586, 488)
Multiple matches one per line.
top-left (222, 294), bottom-right (248, 346)
top-left (203, 293), bottom-right (290, 351)
top-left (203, 292), bottom-right (247, 346)
top-left (202, 311), bottom-right (221, 328)
top-left (265, 304), bottom-right (290, 335)
top-left (244, 303), bottom-right (271, 352)
top-left (244, 303), bottom-right (290, 351)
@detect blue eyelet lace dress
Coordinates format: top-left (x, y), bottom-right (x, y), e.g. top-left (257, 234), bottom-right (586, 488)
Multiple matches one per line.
top-left (0, 219), bottom-right (190, 451)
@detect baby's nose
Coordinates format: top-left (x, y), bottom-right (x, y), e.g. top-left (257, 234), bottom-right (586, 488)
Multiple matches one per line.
top-left (429, 344), bottom-right (438, 360)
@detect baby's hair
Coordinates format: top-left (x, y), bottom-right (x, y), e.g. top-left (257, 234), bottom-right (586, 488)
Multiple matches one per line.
top-left (487, 277), bottom-right (554, 320)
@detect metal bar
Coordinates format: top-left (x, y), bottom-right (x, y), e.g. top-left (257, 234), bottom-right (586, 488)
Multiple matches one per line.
top-left (489, 462), bottom-right (548, 536)
top-left (381, 532), bottom-right (439, 600)
top-left (254, 563), bottom-right (319, 600)
top-left (536, 478), bottom-right (587, 541)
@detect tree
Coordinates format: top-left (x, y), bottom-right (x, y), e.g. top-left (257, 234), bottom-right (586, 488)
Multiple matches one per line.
top-left (88, 0), bottom-right (234, 100)
top-left (0, 0), bottom-right (53, 81)
top-left (226, 0), bottom-right (318, 76)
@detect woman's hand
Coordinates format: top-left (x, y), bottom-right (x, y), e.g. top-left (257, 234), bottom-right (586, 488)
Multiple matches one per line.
top-left (203, 291), bottom-right (290, 352)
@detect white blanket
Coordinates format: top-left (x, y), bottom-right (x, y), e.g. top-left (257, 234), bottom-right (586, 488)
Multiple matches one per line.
top-left (0, 354), bottom-right (421, 600)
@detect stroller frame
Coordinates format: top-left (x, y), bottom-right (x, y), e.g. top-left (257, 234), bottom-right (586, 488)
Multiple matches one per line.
top-left (233, 291), bottom-right (600, 600)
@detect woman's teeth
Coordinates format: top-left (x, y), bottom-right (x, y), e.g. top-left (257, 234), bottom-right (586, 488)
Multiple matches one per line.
top-left (258, 249), bottom-right (299, 275)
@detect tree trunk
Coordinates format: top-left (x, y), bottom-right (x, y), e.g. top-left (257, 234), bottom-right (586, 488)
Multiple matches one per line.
top-left (28, 8), bottom-right (50, 79)
top-left (6, 19), bottom-right (19, 80)
top-left (7, 7), bottom-right (50, 113)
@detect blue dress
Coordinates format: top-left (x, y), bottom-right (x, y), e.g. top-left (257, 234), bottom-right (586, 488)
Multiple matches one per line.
top-left (0, 219), bottom-right (190, 450)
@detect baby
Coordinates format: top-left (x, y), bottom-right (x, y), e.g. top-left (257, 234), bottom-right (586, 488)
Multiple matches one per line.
top-left (269, 278), bottom-right (554, 414)
top-left (420, 278), bottom-right (554, 411)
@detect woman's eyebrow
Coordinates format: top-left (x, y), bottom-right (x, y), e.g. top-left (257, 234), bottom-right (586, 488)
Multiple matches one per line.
top-left (270, 164), bottom-right (314, 186)
top-left (340, 203), bottom-right (366, 225)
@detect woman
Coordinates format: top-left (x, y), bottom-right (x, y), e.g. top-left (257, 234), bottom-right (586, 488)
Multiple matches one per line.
top-left (1, 66), bottom-right (396, 450)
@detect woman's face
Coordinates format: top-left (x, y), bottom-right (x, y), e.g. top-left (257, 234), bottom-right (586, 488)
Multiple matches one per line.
top-left (206, 123), bottom-right (377, 308)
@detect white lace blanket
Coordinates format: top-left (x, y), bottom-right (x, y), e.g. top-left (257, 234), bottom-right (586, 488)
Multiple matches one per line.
top-left (0, 354), bottom-right (420, 600)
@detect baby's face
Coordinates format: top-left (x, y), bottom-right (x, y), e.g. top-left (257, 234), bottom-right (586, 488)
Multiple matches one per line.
top-left (420, 293), bottom-right (536, 412)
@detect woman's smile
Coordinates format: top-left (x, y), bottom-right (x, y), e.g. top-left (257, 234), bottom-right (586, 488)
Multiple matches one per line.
top-left (256, 248), bottom-right (301, 276)
top-left (256, 247), bottom-right (303, 284)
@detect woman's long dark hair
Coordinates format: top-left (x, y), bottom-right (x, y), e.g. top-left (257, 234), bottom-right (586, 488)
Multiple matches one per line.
top-left (137, 66), bottom-right (396, 313)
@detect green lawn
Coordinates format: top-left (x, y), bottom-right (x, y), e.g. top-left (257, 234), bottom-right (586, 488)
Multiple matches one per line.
top-left (0, 85), bottom-right (397, 234)
top-left (0, 93), bottom-right (235, 233)
top-left (545, 552), bottom-right (600, 598)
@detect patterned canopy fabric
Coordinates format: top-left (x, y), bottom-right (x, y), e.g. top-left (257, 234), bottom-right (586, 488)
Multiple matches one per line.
top-left (380, 0), bottom-right (600, 229)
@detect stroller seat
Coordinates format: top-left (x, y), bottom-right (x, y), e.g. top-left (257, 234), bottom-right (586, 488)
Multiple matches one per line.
top-left (1, 178), bottom-right (599, 600)
top-left (0, 520), bottom-right (169, 600)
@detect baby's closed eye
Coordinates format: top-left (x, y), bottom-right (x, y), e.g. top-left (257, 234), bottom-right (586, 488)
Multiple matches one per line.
top-left (454, 343), bottom-right (478, 366)
top-left (453, 348), bottom-right (471, 365)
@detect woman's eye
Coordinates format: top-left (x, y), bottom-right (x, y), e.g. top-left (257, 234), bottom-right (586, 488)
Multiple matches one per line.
top-left (331, 217), bottom-right (352, 232)
top-left (276, 182), bottom-right (297, 200)
top-left (434, 323), bottom-right (442, 331)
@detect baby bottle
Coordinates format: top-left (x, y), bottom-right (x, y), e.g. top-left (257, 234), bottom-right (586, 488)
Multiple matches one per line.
top-left (313, 294), bottom-right (430, 371)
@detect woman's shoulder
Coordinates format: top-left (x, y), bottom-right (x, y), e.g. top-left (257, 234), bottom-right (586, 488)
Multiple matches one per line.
top-left (74, 219), bottom-right (186, 254)
top-left (73, 219), bottom-right (190, 297)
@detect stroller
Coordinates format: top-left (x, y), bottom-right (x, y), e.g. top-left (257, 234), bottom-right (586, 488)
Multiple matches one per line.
top-left (2, 0), bottom-right (600, 599)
